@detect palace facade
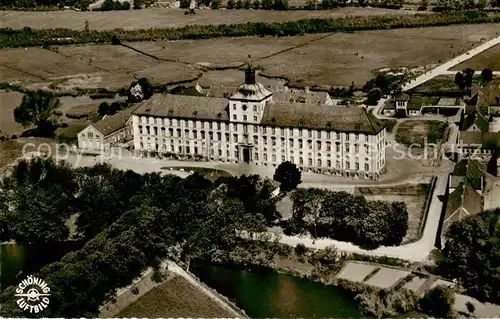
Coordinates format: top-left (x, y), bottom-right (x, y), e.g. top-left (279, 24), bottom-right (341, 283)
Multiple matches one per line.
top-left (130, 66), bottom-right (387, 179)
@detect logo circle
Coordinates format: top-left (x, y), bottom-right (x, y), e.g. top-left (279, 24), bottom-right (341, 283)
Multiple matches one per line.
top-left (14, 275), bottom-right (51, 314)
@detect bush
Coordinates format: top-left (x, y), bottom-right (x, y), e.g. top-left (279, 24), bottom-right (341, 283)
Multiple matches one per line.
top-left (121, 1), bottom-right (131, 9)
top-left (151, 269), bottom-right (164, 283)
top-left (294, 243), bottom-right (308, 255)
top-left (419, 285), bottom-right (455, 318)
top-left (111, 35), bottom-right (121, 45)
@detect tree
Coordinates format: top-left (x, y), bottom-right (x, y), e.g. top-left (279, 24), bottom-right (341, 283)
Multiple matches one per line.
top-left (272, 0), bottom-right (288, 9)
top-left (227, 0), bottom-right (235, 8)
top-left (100, 0), bottom-right (114, 10)
top-left (261, 0), bottom-right (273, 9)
top-left (128, 77), bottom-right (153, 102)
top-left (235, 0), bottom-right (243, 8)
top-left (420, 285), bottom-right (455, 318)
top-left (210, 0), bottom-right (220, 8)
top-left (454, 71), bottom-right (466, 92)
top-left (463, 68), bottom-right (475, 93)
top-left (366, 88), bottom-right (382, 105)
top-left (121, 1), bottom-right (130, 9)
top-left (273, 161), bottom-right (302, 192)
top-left (418, 0), bottom-right (428, 10)
top-left (481, 68), bottom-right (493, 83)
top-left (14, 90), bottom-right (61, 137)
top-left (440, 209), bottom-right (500, 304)
top-left (180, 0), bottom-right (191, 8)
top-left (251, 0), bottom-right (261, 8)
top-left (243, 0), bottom-right (251, 8)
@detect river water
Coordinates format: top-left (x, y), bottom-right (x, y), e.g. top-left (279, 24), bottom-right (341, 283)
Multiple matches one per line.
top-left (2, 245), bottom-right (425, 318)
top-left (191, 264), bottom-right (362, 318)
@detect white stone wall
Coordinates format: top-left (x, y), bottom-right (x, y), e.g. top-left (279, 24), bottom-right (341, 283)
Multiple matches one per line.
top-left (131, 114), bottom-right (386, 177)
top-left (78, 126), bottom-right (104, 150)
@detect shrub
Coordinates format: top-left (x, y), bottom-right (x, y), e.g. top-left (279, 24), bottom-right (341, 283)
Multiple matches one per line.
top-left (111, 35), bottom-right (121, 45)
top-left (419, 285), bottom-right (455, 318)
top-left (151, 269), bottom-right (164, 283)
top-left (294, 243), bottom-right (308, 255)
top-left (121, 1), bottom-right (131, 9)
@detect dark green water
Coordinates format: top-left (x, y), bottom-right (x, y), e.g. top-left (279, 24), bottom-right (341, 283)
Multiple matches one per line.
top-left (191, 264), bottom-right (362, 318)
top-left (0, 243), bottom-right (83, 291)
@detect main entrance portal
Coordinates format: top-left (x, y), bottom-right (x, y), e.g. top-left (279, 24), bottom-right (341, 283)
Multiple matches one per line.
top-left (243, 148), bottom-right (250, 163)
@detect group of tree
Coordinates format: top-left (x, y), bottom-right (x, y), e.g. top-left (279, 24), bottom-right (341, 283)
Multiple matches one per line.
top-left (0, 158), bottom-right (285, 317)
top-left (14, 89), bottom-right (62, 137)
top-left (127, 77), bottom-right (154, 103)
top-left (98, 0), bottom-right (130, 10)
top-left (283, 188), bottom-right (409, 249)
top-left (435, 0), bottom-right (490, 10)
top-left (227, 0), bottom-right (288, 10)
top-left (438, 209), bottom-right (500, 305)
top-left (97, 101), bottom-right (129, 117)
top-left (362, 73), bottom-right (403, 105)
top-left (454, 68), bottom-right (475, 94)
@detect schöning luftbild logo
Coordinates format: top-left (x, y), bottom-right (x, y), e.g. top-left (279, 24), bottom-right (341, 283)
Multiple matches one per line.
top-left (14, 275), bottom-right (51, 313)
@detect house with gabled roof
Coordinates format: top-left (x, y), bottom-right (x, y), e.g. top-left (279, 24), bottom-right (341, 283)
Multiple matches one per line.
top-left (440, 158), bottom-right (486, 247)
top-left (461, 107), bottom-right (490, 132)
top-left (77, 106), bottom-right (138, 151)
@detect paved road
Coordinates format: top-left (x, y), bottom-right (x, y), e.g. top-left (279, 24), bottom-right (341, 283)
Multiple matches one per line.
top-left (439, 70), bottom-right (500, 75)
top-left (273, 172), bottom-right (450, 262)
top-left (402, 35), bottom-right (500, 92)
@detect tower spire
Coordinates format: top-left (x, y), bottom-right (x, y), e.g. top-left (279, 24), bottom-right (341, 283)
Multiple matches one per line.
top-left (245, 54), bottom-right (256, 84)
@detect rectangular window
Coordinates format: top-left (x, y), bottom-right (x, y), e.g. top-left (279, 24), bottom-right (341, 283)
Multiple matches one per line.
top-left (264, 153), bottom-right (268, 161)
top-left (308, 158), bottom-right (312, 166)
top-left (281, 155), bottom-right (285, 162)
top-left (281, 128), bottom-right (285, 136)
top-left (327, 131), bottom-right (331, 139)
top-left (255, 153), bottom-right (259, 160)
top-left (217, 122), bottom-right (221, 130)
top-left (233, 104), bottom-right (236, 110)
top-left (233, 114), bottom-right (237, 120)
top-left (254, 116), bottom-right (258, 122)
top-left (253, 125), bottom-right (258, 133)
top-left (243, 115), bottom-right (247, 121)
top-left (253, 105), bottom-right (257, 112)
top-left (300, 157), bottom-right (304, 165)
top-left (272, 155), bottom-right (276, 162)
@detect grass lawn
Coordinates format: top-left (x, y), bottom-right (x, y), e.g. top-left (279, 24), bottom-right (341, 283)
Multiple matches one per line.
top-left (409, 74), bottom-right (492, 94)
top-left (161, 166), bottom-right (233, 181)
top-left (118, 276), bottom-right (235, 317)
top-left (0, 137), bottom-right (57, 171)
top-left (395, 120), bottom-right (448, 146)
top-left (452, 43), bottom-right (500, 71)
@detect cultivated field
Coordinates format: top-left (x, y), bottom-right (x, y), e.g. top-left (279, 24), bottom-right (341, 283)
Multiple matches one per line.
top-left (0, 24), bottom-right (497, 92)
top-left (452, 43), bottom-right (500, 71)
top-left (0, 91), bottom-right (25, 138)
top-left (0, 7), bottom-right (431, 30)
top-left (119, 275), bottom-right (236, 317)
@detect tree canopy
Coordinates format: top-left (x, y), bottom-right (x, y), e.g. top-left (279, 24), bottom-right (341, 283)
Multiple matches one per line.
top-left (284, 188), bottom-right (409, 249)
top-left (439, 209), bottom-right (500, 304)
top-left (273, 161), bottom-right (302, 192)
top-left (13, 90), bottom-right (61, 137)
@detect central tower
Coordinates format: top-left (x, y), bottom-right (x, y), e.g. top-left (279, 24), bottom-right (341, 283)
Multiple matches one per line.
top-left (228, 55), bottom-right (273, 124)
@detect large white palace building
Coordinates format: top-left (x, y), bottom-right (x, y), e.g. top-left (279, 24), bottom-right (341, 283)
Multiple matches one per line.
top-left (78, 64), bottom-right (387, 180)
top-left (130, 66), bottom-right (386, 179)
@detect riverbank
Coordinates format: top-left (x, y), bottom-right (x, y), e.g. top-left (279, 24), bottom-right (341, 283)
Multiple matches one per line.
top-left (202, 238), bottom-right (439, 318)
top-left (100, 260), bottom-right (247, 318)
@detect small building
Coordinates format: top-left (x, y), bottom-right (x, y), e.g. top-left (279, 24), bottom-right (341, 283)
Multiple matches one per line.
top-left (448, 159), bottom-right (486, 193)
top-left (461, 107), bottom-right (490, 132)
top-left (394, 93), bottom-right (410, 115)
top-left (440, 181), bottom-right (483, 247)
top-left (77, 106), bottom-right (137, 151)
top-left (457, 131), bottom-right (500, 160)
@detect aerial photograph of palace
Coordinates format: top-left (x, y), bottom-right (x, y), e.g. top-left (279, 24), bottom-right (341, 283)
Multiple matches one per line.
top-left (1, 0), bottom-right (500, 318)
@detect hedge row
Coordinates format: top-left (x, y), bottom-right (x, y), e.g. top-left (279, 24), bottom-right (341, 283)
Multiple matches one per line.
top-left (0, 11), bottom-right (498, 48)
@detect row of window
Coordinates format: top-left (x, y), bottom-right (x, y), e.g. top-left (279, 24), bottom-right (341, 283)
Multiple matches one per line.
top-left (136, 117), bottom-right (378, 141)
top-left (137, 143), bottom-right (373, 171)
top-left (232, 103), bottom-right (259, 112)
